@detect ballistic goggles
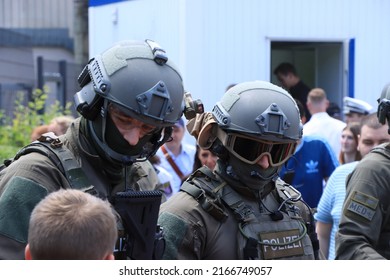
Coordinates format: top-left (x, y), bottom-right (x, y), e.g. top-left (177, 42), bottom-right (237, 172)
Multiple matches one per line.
top-left (217, 128), bottom-right (297, 166)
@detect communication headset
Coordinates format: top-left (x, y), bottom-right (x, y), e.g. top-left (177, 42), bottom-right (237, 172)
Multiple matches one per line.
top-left (260, 184), bottom-right (302, 221)
top-left (377, 83), bottom-right (390, 134)
top-left (74, 56), bottom-right (108, 120)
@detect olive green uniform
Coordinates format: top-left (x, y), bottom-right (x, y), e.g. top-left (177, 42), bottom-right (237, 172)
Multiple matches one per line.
top-left (336, 143), bottom-right (390, 259)
top-left (158, 162), bottom-right (316, 260)
top-left (0, 118), bottom-right (160, 260)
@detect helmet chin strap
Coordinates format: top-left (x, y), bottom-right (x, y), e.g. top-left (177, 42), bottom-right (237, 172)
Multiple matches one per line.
top-left (88, 120), bottom-right (139, 166)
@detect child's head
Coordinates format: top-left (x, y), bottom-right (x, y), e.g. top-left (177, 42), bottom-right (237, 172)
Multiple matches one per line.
top-left (25, 189), bottom-right (117, 260)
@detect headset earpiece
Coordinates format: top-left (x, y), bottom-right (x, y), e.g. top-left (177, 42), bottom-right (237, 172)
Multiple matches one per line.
top-left (74, 56), bottom-right (110, 120)
top-left (74, 83), bottom-right (103, 120)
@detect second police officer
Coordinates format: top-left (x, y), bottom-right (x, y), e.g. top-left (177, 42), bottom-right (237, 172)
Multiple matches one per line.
top-left (158, 80), bottom-right (318, 260)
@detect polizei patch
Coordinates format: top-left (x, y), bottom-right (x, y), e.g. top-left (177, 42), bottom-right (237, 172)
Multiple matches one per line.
top-left (259, 229), bottom-right (304, 259)
top-left (346, 191), bottom-right (378, 221)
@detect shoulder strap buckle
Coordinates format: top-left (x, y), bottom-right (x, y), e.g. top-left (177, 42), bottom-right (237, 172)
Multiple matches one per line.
top-left (37, 132), bottom-right (63, 148)
top-left (181, 181), bottom-right (228, 221)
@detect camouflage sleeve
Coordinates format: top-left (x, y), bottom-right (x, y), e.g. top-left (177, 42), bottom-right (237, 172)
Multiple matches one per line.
top-left (336, 154), bottom-right (390, 260)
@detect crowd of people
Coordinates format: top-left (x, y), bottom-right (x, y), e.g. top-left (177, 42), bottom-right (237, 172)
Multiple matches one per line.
top-left (315, 112), bottom-right (390, 259)
top-left (0, 42), bottom-right (388, 260)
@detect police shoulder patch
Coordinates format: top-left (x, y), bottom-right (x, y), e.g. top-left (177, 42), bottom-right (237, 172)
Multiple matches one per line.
top-left (345, 191), bottom-right (378, 221)
top-left (158, 212), bottom-right (188, 259)
top-left (0, 176), bottom-right (48, 243)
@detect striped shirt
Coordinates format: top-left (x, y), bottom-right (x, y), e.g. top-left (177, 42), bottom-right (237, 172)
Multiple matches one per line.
top-left (314, 161), bottom-right (359, 259)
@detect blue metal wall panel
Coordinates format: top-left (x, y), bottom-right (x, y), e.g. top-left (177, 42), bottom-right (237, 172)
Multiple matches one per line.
top-left (348, 38), bottom-right (355, 98)
top-left (89, 0), bottom-right (127, 7)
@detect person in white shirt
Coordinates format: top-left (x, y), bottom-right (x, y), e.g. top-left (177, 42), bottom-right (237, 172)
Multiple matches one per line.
top-left (303, 88), bottom-right (346, 156)
top-left (155, 118), bottom-right (196, 199)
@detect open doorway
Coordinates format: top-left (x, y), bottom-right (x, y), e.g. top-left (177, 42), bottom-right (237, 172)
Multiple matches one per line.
top-left (270, 40), bottom-right (353, 118)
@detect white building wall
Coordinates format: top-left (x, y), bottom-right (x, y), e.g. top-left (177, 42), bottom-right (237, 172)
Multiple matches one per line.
top-left (89, 0), bottom-right (390, 112)
top-left (0, 0), bottom-right (75, 36)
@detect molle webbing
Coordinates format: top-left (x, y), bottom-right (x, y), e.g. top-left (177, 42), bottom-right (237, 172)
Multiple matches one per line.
top-left (181, 166), bottom-right (263, 223)
top-left (180, 167), bottom-right (228, 221)
top-left (218, 186), bottom-right (256, 223)
top-left (180, 181), bottom-right (228, 221)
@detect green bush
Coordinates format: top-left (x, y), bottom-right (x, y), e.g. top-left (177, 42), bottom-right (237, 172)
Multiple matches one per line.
top-left (0, 145), bottom-right (21, 162)
top-left (0, 87), bottom-right (73, 162)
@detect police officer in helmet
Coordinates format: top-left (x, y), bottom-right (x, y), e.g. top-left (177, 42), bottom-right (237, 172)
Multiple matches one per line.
top-left (158, 80), bottom-right (318, 260)
top-left (0, 40), bottom-right (186, 259)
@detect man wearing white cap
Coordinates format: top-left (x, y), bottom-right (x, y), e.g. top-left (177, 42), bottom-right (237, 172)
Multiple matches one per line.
top-left (343, 96), bottom-right (373, 124)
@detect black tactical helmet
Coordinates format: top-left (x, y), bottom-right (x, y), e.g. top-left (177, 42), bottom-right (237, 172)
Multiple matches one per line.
top-left (212, 80), bottom-right (302, 167)
top-left (74, 39), bottom-right (185, 165)
top-left (377, 83), bottom-right (390, 130)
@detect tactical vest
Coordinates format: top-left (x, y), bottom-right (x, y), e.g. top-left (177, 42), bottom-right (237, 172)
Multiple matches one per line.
top-left (1, 133), bottom-right (93, 193)
top-left (181, 166), bottom-right (318, 260)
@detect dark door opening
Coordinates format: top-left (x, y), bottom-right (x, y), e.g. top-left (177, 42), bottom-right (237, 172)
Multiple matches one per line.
top-left (270, 40), bottom-right (351, 117)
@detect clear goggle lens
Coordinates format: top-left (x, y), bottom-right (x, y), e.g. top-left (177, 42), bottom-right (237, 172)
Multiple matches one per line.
top-left (108, 104), bottom-right (157, 135)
